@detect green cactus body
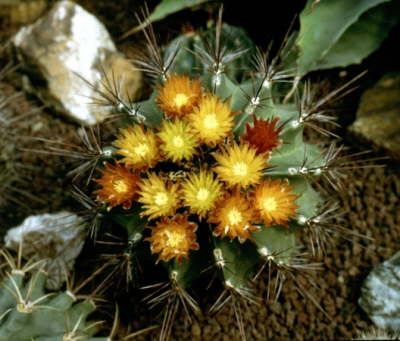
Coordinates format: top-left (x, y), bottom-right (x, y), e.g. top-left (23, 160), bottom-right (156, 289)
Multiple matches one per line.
top-left (0, 268), bottom-right (105, 341)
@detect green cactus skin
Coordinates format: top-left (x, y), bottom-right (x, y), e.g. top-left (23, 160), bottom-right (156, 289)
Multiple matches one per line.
top-left (0, 267), bottom-right (107, 341)
top-left (164, 22), bottom-right (256, 83)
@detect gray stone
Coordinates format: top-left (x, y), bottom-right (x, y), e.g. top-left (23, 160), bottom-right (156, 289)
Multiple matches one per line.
top-left (350, 73), bottom-right (400, 159)
top-left (4, 211), bottom-right (87, 290)
top-left (359, 251), bottom-right (400, 332)
top-left (12, 0), bottom-right (142, 125)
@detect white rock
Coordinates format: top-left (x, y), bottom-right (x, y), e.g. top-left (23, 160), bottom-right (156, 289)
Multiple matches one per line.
top-left (359, 251), bottom-right (400, 332)
top-left (12, 0), bottom-right (141, 125)
top-left (4, 211), bottom-right (87, 290)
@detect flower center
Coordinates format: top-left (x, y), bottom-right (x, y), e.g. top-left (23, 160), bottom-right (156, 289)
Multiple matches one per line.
top-left (154, 192), bottom-right (169, 206)
top-left (203, 113), bottom-right (219, 129)
top-left (196, 188), bottom-right (209, 201)
top-left (172, 135), bottom-right (184, 148)
top-left (227, 208), bottom-right (243, 225)
top-left (134, 143), bottom-right (149, 157)
top-left (165, 230), bottom-right (185, 248)
top-left (232, 162), bottom-right (248, 177)
top-left (113, 179), bottom-right (128, 193)
top-left (174, 93), bottom-right (189, 108)
top-left (262, 197), bottom-right (277, 212)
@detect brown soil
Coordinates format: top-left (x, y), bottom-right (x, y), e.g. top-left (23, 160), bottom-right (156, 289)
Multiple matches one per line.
top-left (1, 1), bottom-right (399, 340)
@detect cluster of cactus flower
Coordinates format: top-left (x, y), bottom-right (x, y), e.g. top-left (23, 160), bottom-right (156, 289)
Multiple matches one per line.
top-left (94, 74), bottom-right (300, 264)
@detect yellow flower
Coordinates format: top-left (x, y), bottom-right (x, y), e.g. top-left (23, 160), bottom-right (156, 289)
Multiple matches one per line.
top-left (213, 142), bottom-right (267, 188)
top-left (209, 190), bottom-right (258, 242)
top-left (157, 75), bottom-right (202, 119)
top-left (113, 124), bottom-right (159, 170)
top-left (253, 179), bottom-right (299, 226)
top-left (157, 119), bottom-right (199, 162)
top-left (182, 170), bottom-right (223, 218)
top-left (188, 95), bottom-right (235, 146)
top-left (93, 162), bottom-right (140, 210)
top-left (145, 215), bottom-right (199, 263)
top-left (137, 172), bottom-right (180, 220)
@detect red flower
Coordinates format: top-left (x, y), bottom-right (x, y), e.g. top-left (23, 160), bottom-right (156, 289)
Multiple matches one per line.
top-left (242, 116), bottom-right (283, 155)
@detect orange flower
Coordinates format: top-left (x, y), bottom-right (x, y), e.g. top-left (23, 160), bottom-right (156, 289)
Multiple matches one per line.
top-left (253, 179), bottom-right (299, 226)
top-left (157, 75), bottom-right (202, 119)
top-left (146, 215), bottom-right (199, 263)
top-left (242, 116), bottom-right (283, 155)
top-left (94, 163), bottom-right (140, 210)
top-left (209, 190), bottom-right (258, 242)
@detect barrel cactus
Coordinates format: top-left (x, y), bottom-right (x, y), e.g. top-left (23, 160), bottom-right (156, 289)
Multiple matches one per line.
top-left (65, 9), bottom-right (365, 341)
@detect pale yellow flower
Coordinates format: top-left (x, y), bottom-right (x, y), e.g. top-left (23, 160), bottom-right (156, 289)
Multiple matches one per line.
top-left (113, 124), bottom-right (159, 170)
top-left (213, 143), bottom-right (267, 188)
top-left (188, 95), bottom-right (235, 146)
top-left (137, 173), bottom-right (180, 220)
top-left (157, 119), bottom-right (199, 162)
top-left (182, 170), bottom-right (223, 218)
